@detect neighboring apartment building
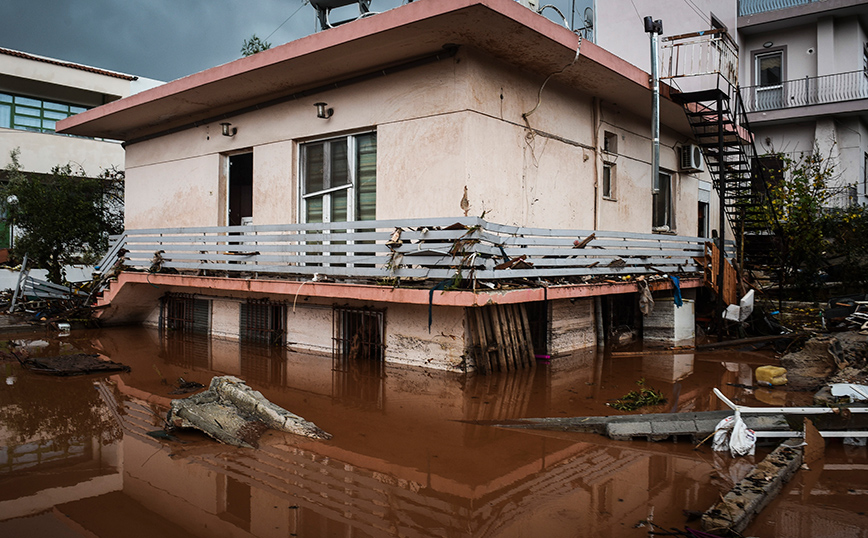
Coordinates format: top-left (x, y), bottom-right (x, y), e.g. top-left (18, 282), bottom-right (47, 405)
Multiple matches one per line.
top-left (737, 0), bottom-right (868, 206)
top-left (0, 47), bottom-right (161, 249)
top-left (59, 0), bottom-right (722, 372)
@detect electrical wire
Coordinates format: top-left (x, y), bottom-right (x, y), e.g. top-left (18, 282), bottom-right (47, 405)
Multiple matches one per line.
top-left (522, 32), bottom-right (583, 119)
top-left (264, 0), bottom-right (309, 43)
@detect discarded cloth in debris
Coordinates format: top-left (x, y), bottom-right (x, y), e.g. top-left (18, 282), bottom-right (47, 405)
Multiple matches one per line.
top-left (167, 376), bottom-right (331, 448)
top-left (830, 383), bottom-right (868, 402)
top-left (669, 275), bottom-right (682, 307)
top-left (638, 280), bottom-right (654, 316)
top-left (712, 414), bottom-right (756, 457)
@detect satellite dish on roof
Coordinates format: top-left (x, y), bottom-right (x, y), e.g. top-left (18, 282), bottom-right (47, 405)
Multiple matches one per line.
top-left (581, 7), bottom-right (594, 41)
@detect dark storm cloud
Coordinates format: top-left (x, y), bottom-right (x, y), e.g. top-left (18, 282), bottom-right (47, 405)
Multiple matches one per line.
top-left (0, 0), bottom-right (320, 81)
top-left (0, 0), bottom-right (589, 82)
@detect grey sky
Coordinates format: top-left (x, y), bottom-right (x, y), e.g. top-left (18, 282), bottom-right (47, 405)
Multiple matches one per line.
top-left (0, 0), bottom-right (594, 83)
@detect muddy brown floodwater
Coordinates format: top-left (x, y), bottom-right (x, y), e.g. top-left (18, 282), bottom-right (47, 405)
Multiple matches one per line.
top-left (0, 327), bottom-right (866, 538)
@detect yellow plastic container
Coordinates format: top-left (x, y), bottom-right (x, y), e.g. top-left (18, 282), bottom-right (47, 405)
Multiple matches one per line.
top-left (756, 365), bottom-right (787, 386)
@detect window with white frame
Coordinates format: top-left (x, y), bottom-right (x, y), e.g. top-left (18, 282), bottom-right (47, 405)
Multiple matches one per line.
top-left (602, 162), bottom-right (615, 199)
top-left (300, 132), bottom-right (376, 223)
top-left (652, 171), bottom-right (673, 231)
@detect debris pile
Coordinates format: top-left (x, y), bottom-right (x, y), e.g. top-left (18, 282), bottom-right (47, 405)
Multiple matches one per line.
top-left (167, 376), bottom-right (331, 448)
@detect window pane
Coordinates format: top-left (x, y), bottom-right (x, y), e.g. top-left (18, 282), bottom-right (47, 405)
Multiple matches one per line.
top-left (306, 196), bottom-right (323, 224)
top-left (0, 94), bottom-right (12, 103)
top-left (0, 105), bottom-right (10, 128)
top-left (15, 106), bottom-right (41, 117)
top-left (331, 190), bottom-right (348, 223)
top-left (652, 173), bottom-right (671, 228)
top-left (14, 96), bottom-right (41, 107)
top-left (758, 53), bottom-right (781, 86)
top-left (356, 133), bottom-right (377, 221)
top-left (43, 110), bottom-right (68, 121)
top-left (14, 116), bottom-right (41, 128)
top-left (42, 119), bottom-right (56, 132)
top-left (602, 165), bottom-right (612, 197)
top-left (43, 101), bottom-right (68, 112)
top-left (329, 140), bottom-right (348, 187)
top-left (69, 105), bottom-right (87, 114)
top-left (304, 143), bottom-right (325, 193)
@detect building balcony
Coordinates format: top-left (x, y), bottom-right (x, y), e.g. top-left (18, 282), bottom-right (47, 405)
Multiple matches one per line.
top-left (739, 0), bottom-right (815, 17)
top-left (97, 217), bottom-right (723, 290)
top-left (740, 70), bottom-right (868, 120)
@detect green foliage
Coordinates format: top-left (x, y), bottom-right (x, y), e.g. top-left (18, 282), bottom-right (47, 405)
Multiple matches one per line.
top-left (822, 204), bottom-right (868, 290)
top-left (241, 34), bottom-right (272, 57)
top-left (2, 149), bottom-right (124, 284)
top-left (760, 145), bottom-right (868, 295)
top-left (608, 379), bottom-right (667, 411)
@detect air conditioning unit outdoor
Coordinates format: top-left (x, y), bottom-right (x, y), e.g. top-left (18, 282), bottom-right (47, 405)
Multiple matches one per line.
top-left (680, 144), bottom-right (704, 172)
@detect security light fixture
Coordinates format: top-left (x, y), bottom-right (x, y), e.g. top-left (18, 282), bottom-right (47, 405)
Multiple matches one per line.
top-left (221, 122), bottom-right (237, 137)
top-left (314, 102), bottom-right (334, 119)
top-left (763, 41), bottom-right (774, 48)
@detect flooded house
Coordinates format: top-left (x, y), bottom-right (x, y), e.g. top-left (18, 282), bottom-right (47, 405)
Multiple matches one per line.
top-left (57, 0), bottom-right (736, 372)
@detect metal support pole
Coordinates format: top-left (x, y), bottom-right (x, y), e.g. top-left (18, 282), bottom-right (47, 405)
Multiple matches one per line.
top-left (717, 92), bottom-right (727, 338)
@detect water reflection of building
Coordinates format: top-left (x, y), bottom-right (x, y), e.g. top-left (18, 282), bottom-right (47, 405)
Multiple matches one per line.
top-left (0, 374), bottom-right (122, 525)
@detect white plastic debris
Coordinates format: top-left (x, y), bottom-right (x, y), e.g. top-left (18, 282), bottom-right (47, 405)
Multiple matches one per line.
top-left (830, 383), bottom-right (868, 402)
top-left (712, 413), bottom-right (757, 457)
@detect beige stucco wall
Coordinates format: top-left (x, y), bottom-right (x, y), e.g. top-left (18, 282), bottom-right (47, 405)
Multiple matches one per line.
top-left (0, 128), bottom-right (124, 175)
top-left (124, 46), bottom-right (702, 236)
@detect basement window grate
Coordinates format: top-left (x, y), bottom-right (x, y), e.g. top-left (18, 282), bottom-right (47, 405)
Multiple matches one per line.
top-left (240, 301), bottom-right (287, 346)
top-left (332, 306), bottom-right (385, 368)
top-left (161, 294), bottom-right (210, 334)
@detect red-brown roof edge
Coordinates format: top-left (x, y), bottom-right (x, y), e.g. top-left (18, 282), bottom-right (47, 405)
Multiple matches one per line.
top-left (0, 47), bottom-right (137, 81)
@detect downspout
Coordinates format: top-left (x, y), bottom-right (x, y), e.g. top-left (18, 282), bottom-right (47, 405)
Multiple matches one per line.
top-left (593, 96), bottom-right (600, 230)
top-left (645, 17), bottom-right (663, 211)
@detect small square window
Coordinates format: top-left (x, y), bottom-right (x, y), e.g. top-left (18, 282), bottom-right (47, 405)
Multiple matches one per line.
top-left (603, 131), bottom-right (618, 153)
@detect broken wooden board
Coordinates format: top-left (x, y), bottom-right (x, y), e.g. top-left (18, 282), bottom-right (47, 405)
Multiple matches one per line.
top-left (167, 376), bottom-right (331, 448)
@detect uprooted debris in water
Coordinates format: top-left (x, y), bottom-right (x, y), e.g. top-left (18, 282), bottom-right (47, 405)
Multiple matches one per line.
top-left (167, 376), bottom-right (331, 448)
top-left (607, 378), bottom-right (667, 411)
top-left (2, 346), bottom-right (131, 376)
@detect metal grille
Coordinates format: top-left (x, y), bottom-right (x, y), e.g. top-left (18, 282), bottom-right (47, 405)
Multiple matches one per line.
top-left (161, 294), bottom-right (210, 334)
top-left (240, 301), bottom-right (287, 345)
top-left (332, 306), bottom-right (385, 410)
top-left (333, 307), bottom-right (385, 367)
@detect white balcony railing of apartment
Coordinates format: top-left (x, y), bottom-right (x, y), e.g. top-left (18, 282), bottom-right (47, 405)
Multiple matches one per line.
top-left (741, 70), bottom-right (868, 113)
top-left (97, 217), bottom-right (732, 285)
top-left (661, 28), bottom-right (739, 88)
top-left (738, 0), bottom-right (814, 17)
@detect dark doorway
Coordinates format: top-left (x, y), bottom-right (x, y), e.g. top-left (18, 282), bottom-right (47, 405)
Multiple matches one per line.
top-left (228, 153), bottom-right (253, 226)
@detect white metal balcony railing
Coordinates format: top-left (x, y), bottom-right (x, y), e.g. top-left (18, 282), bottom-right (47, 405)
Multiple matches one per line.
top-left (97, 217), bottom-right (733, 284)
top-left (741, 70), bottom-right (868, 113)
top-left (738, 0), bottom-right (814, 17)
top-left (661, 28), bottom-right (739, 88)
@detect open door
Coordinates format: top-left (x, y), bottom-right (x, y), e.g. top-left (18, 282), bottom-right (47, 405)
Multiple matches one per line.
top-left (228, 152), bottom-right (253, 226)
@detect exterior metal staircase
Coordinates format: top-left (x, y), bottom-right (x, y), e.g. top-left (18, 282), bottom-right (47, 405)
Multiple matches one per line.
top-left (662, 30), bottom-right (782, 276)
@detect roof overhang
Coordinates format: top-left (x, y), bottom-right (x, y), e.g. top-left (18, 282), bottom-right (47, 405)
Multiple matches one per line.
top-left (58, 0), bottom-right (688, 141)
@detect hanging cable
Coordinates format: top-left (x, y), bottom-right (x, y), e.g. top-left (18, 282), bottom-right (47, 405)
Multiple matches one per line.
top-left (522, 32), bottom-right (582, 119)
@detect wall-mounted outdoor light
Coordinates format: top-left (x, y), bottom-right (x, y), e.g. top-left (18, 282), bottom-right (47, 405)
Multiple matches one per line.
top-left (314, 102), bottom-right (334, 119)
top-left (763, 41), bottom-right (774, 48)
top-left (221, 122), bottom-right (237, 137)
